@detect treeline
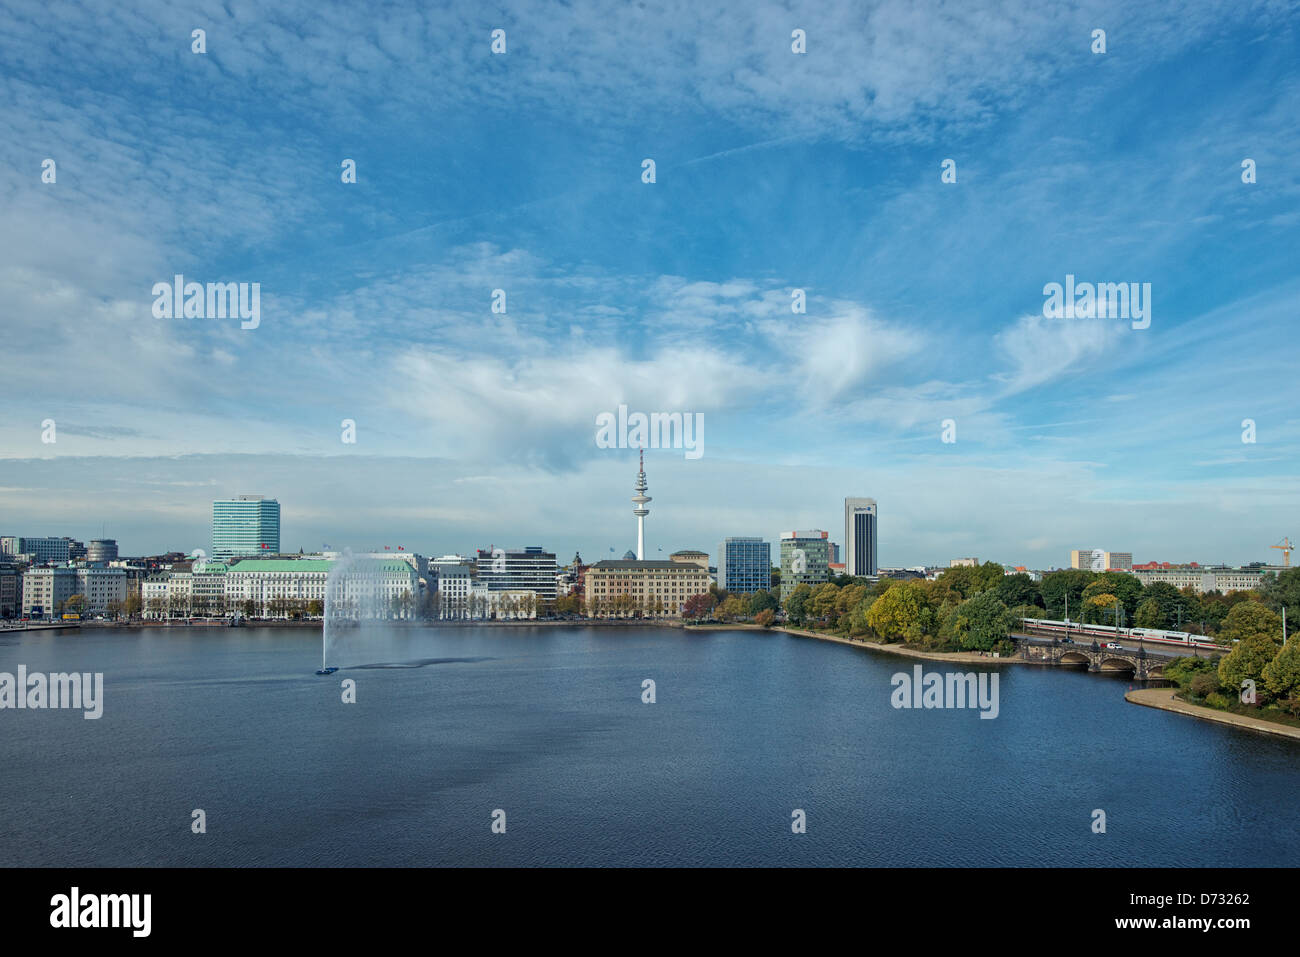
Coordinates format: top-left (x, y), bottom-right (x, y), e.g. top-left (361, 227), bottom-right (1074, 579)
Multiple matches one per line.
top-left (1163, 598), bottom-right (1300, 718)
top-left (691, 563), bottom-right (1300, 659)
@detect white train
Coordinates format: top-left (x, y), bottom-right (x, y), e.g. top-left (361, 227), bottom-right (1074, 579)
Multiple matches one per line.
top-left (1020, 617), bottom-right (1222, 649)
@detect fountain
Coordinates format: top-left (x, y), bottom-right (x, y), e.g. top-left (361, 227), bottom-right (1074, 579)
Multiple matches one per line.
top-left (318, 550), bottom-right (404, 673)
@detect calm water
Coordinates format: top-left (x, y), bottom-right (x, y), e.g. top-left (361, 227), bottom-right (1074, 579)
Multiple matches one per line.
top-left (1, 624), bottom-right (1297, 867)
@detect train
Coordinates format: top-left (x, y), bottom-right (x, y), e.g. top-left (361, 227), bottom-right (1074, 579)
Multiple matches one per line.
top-left (1019, 617), bottom-right (1224, 649)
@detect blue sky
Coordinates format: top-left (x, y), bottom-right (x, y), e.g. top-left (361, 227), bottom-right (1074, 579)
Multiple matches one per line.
top-left (1, 0), bottom-right (1297, 567)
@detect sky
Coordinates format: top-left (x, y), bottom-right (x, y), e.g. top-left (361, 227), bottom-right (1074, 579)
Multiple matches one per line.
top-left (1, 0), bottom-right (1298, 568)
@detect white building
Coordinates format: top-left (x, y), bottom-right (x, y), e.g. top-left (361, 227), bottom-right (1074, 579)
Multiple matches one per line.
top-left (22, 566), bottom-right (127, 618)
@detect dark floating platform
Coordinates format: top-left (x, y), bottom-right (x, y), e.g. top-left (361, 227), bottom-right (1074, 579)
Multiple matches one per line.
top-left (315, 666), bottom-right (339, 675)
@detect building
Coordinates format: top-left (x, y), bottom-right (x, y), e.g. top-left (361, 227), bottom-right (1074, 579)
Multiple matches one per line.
top-left (950, 557), bottom-right (979, 568)
top-left (2, 536), bottom-right (82, 564)
top-left (0, 563), bottom-right (21, 618)
top-left (212, 495), bottom-right (281, 560)
top-left (87, 539), bottom-right (119, 563)
top-left (1070, 549), bottom-right (1132, 572)
top-left (584, 553), bottom-right (710, 617)
top-left (430, 556), bottom-right (475, 619)
top-left (1132, 565), bottom-right (1273, 595)
top-left (780, 530), bottom-right (831, 599)
top-left (21, 567), bottom-right (127, 618)
top-left (220, 557), bottom-right (419, 618)
top-left (475, 546), bottom-right (558, 601)
top-left (844, 498), bottom-right (878, 577)
top-left (718, 538), bottom-right (771, 594)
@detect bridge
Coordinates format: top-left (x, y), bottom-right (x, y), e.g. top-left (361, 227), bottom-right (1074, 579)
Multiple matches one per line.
top-left (1018, 635), bottom-right (1167, 680)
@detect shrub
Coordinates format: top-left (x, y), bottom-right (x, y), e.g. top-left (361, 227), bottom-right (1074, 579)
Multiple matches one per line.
top-left (1188, 672), bottom-right (1220, 699)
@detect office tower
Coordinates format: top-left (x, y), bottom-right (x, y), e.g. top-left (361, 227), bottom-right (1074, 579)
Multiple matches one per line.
top-left (844, 498), bottom-right (878, 577)
top-left (779, 530), bottom-right (830, 599)
top-left (718, 538), bottom-right (771, 593)
top-left (212, 496), bottom-right (281, 560)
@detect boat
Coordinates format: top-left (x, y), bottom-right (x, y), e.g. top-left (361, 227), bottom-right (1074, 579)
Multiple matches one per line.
top-left (315, 666), bottom-right (339, 675)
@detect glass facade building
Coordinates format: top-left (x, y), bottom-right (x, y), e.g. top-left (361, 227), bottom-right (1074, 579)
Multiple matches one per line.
top-left (718, 537), bottom-right (771, 593)
top-left (212, 496), bottom-right (281, 560)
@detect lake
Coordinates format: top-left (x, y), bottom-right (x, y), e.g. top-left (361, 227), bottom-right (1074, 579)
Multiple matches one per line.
top-left (1, 624), bottom-right (1297, 866)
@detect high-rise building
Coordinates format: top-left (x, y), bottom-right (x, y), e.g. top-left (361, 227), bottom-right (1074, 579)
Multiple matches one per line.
top-left (718, 538), bottom-right (771, 593)
top-left (475, 546), bottom-right (558, 600)
top-left (844, 498), bottom-right (878, 577)
top-left (779, 530), bottom-right (831, 599)
top-left (1070, 549), bottom-right (1132, 572)
top-left (212, 496), bottom-right (281, 560)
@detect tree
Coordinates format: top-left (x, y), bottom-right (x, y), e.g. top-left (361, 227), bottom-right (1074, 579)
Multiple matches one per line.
top-left (124, 594), bottom-right (143, 619)
top-left (995, 573), bottom-right (1041, 610)
top-left (1135, 597), bottom-right (1164, 628)
top-left (718, 595), bottom-right (747, 620)
top-left (807, 583), bottom-right (842, 625)
top-left (104, 599), bottom-right (124, 620)
top-left (1262, 637), bottom-right (1300, 700)
top-left (682, 593), bottom-right (714, 620)
top-left (747, 590), bottom-right (778, 616)
top-left (1257, 567), bottom-right (1300, 637)
top-left (937, 562), bottom-right (1004, 600)
top-left (65, 594), bottom-right (86, 616)
top-left (755, 609), bottom-right (775, 628)
top-left (1219, 633), bottom-right (1282, 702)
top-left (1082, 573), bottom-right (1142, 622)
top-left (1039, 569), bottom-right (1095, 619)
top-left (1139, 581), bottom-right (1194, 629)
top-left (1218, 601), bottom-right (1283, 646)
top-left (783, 584), bottom-right (812, 625)
top-left (866, 581), bottom-right (933, 642)
top-left (307, 599), bottom-right (324, 617)
top-left (949, 591), bottom-right (1013, 653)
top-left (1082, 592), bottom-right (1119, 625)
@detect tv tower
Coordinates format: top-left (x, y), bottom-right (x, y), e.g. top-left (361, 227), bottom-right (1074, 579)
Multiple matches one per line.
top-left (632, 449), bottom-right (651, 560)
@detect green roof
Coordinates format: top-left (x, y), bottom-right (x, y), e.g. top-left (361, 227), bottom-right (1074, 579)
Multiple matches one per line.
top-left (228, 560), bottom-right (334, 572)
top-left (226, 558), bottom-right (413, 574)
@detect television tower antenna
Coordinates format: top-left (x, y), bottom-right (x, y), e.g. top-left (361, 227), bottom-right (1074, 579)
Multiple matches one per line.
top-left (631, 449), bottom-right (651, 560)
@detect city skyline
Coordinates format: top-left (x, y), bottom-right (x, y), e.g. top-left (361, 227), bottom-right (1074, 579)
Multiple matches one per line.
top-left (0, 481), bottom-right (1292, 573)
top-left (2, 1), bottom-right (1297, 570)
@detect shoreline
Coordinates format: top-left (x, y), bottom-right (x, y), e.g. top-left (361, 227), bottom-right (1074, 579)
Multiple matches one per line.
top-left (1125, 688), bottom-right (1300, 741)
top-left (769, 625), bottom-right (1025, 665)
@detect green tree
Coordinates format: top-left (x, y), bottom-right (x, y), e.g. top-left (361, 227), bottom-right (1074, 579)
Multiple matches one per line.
top-left (866, 581), bottom-right (933, 642)
top-left (949, 591), bottom-right (1013, 653)
top-left (1219, 633), bottom-right (1282, 701)
top-left (783, 584), bottom-right (812, 625)
top-left (1039, 569), bottom-right (1095, 619)
top-left (995, 573), bottom-right (1041, 610)
top-left (747, 590), bottom-right (778, 616)
top-left (1218, 601), bottom-right (1283, 646)
top-left (1262, 637), bottom-right (1300, 700)
top-left (1257, 567), bottom-right (1300, 637)
top-left (1135, 597), bottom-right (1164, 628)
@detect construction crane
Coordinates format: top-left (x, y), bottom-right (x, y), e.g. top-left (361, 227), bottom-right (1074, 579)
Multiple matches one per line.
top-left (1272, 537), bottom-right (1295, 567)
